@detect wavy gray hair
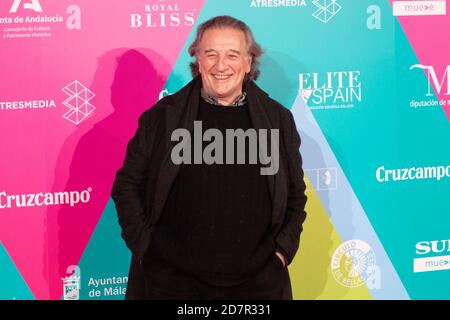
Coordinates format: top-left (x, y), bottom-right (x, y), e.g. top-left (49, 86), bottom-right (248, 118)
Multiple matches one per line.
top-left (188, 15), bottom-right (263, 81)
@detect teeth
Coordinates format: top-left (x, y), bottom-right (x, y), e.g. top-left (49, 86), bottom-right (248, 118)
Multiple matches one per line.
top-left (213, 75), bottom-right (231, 79)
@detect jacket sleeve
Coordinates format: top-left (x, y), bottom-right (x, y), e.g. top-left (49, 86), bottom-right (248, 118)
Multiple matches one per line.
top-left (111, 111), bottom-right (153, 261)
top-left (275, 110), bottom-right (308, 265)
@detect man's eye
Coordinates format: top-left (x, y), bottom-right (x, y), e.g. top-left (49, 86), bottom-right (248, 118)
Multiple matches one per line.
top-left (228, 55), bottom-right (238, 59)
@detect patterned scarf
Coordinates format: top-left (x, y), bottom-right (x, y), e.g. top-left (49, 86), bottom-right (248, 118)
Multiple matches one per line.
top-left (200, 88), bottom-right (247, 107)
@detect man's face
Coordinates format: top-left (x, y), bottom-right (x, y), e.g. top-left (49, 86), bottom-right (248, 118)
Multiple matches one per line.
top-left (197, 27), bottom-right (252, 104)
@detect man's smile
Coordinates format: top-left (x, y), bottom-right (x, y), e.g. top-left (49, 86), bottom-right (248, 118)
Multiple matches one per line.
top-left (211, 74), bottom-right (233, 80)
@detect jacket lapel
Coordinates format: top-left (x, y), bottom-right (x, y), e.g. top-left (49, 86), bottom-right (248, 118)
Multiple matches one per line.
top-left (244, 80), bottom-right (276, 206)
top-left (150, 77), bottom-right (201, 227)
top-left (245, 81), bottom-right (287, 229)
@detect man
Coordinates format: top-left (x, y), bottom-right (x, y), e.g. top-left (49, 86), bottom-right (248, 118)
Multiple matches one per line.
top-left (111, 15), bottom-right (307, 300)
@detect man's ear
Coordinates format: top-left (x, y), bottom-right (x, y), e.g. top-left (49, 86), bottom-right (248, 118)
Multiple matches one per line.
top-left (246, 55), bottom-right (252, 73)
top-left (197, 59), bottom-right (203, 74)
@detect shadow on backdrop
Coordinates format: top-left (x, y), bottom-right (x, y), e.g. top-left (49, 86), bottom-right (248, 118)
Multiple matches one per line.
top-left (43, 48), bottom-right (166, 299)
top-left (259, 52), bottom-right (341, 299)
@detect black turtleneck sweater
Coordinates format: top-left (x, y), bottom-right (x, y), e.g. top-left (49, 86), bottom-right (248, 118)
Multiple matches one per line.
top-left (147, 96), bottom-right (275, 286)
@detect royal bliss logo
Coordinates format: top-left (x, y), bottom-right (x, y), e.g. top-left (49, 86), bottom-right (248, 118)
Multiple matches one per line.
top-left (130, 0), bottom-right (196, 28)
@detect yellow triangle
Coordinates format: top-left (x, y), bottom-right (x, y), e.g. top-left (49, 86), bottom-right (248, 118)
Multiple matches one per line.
top-left (289, 179), bottom-right (373, 300)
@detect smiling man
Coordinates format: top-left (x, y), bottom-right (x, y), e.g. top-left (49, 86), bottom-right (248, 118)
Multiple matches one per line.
top-left (112, 15), bottom-right (308, 300)
top-left (197, 27), bottom-right (251, 105)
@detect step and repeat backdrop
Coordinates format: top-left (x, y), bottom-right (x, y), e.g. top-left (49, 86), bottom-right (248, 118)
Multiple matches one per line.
top-left (0, 0), bottom-right (449, 300)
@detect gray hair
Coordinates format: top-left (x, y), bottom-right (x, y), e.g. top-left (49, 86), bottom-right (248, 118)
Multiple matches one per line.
top-left (188, 15), bottom-right (263, 81)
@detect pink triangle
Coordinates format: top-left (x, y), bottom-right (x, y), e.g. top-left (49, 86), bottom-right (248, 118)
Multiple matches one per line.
top-left (0, 0), bottom-right (205, 300)
top-left (390, 0), bottom-right (450, 121)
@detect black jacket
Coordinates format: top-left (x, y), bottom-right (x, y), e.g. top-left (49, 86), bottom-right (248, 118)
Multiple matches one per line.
top-left (111, 76), bottom-right (307, 299)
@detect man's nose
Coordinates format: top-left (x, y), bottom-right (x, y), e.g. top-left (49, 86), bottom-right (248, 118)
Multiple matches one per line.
top-left (215, 56), bottom-right (228, 72)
